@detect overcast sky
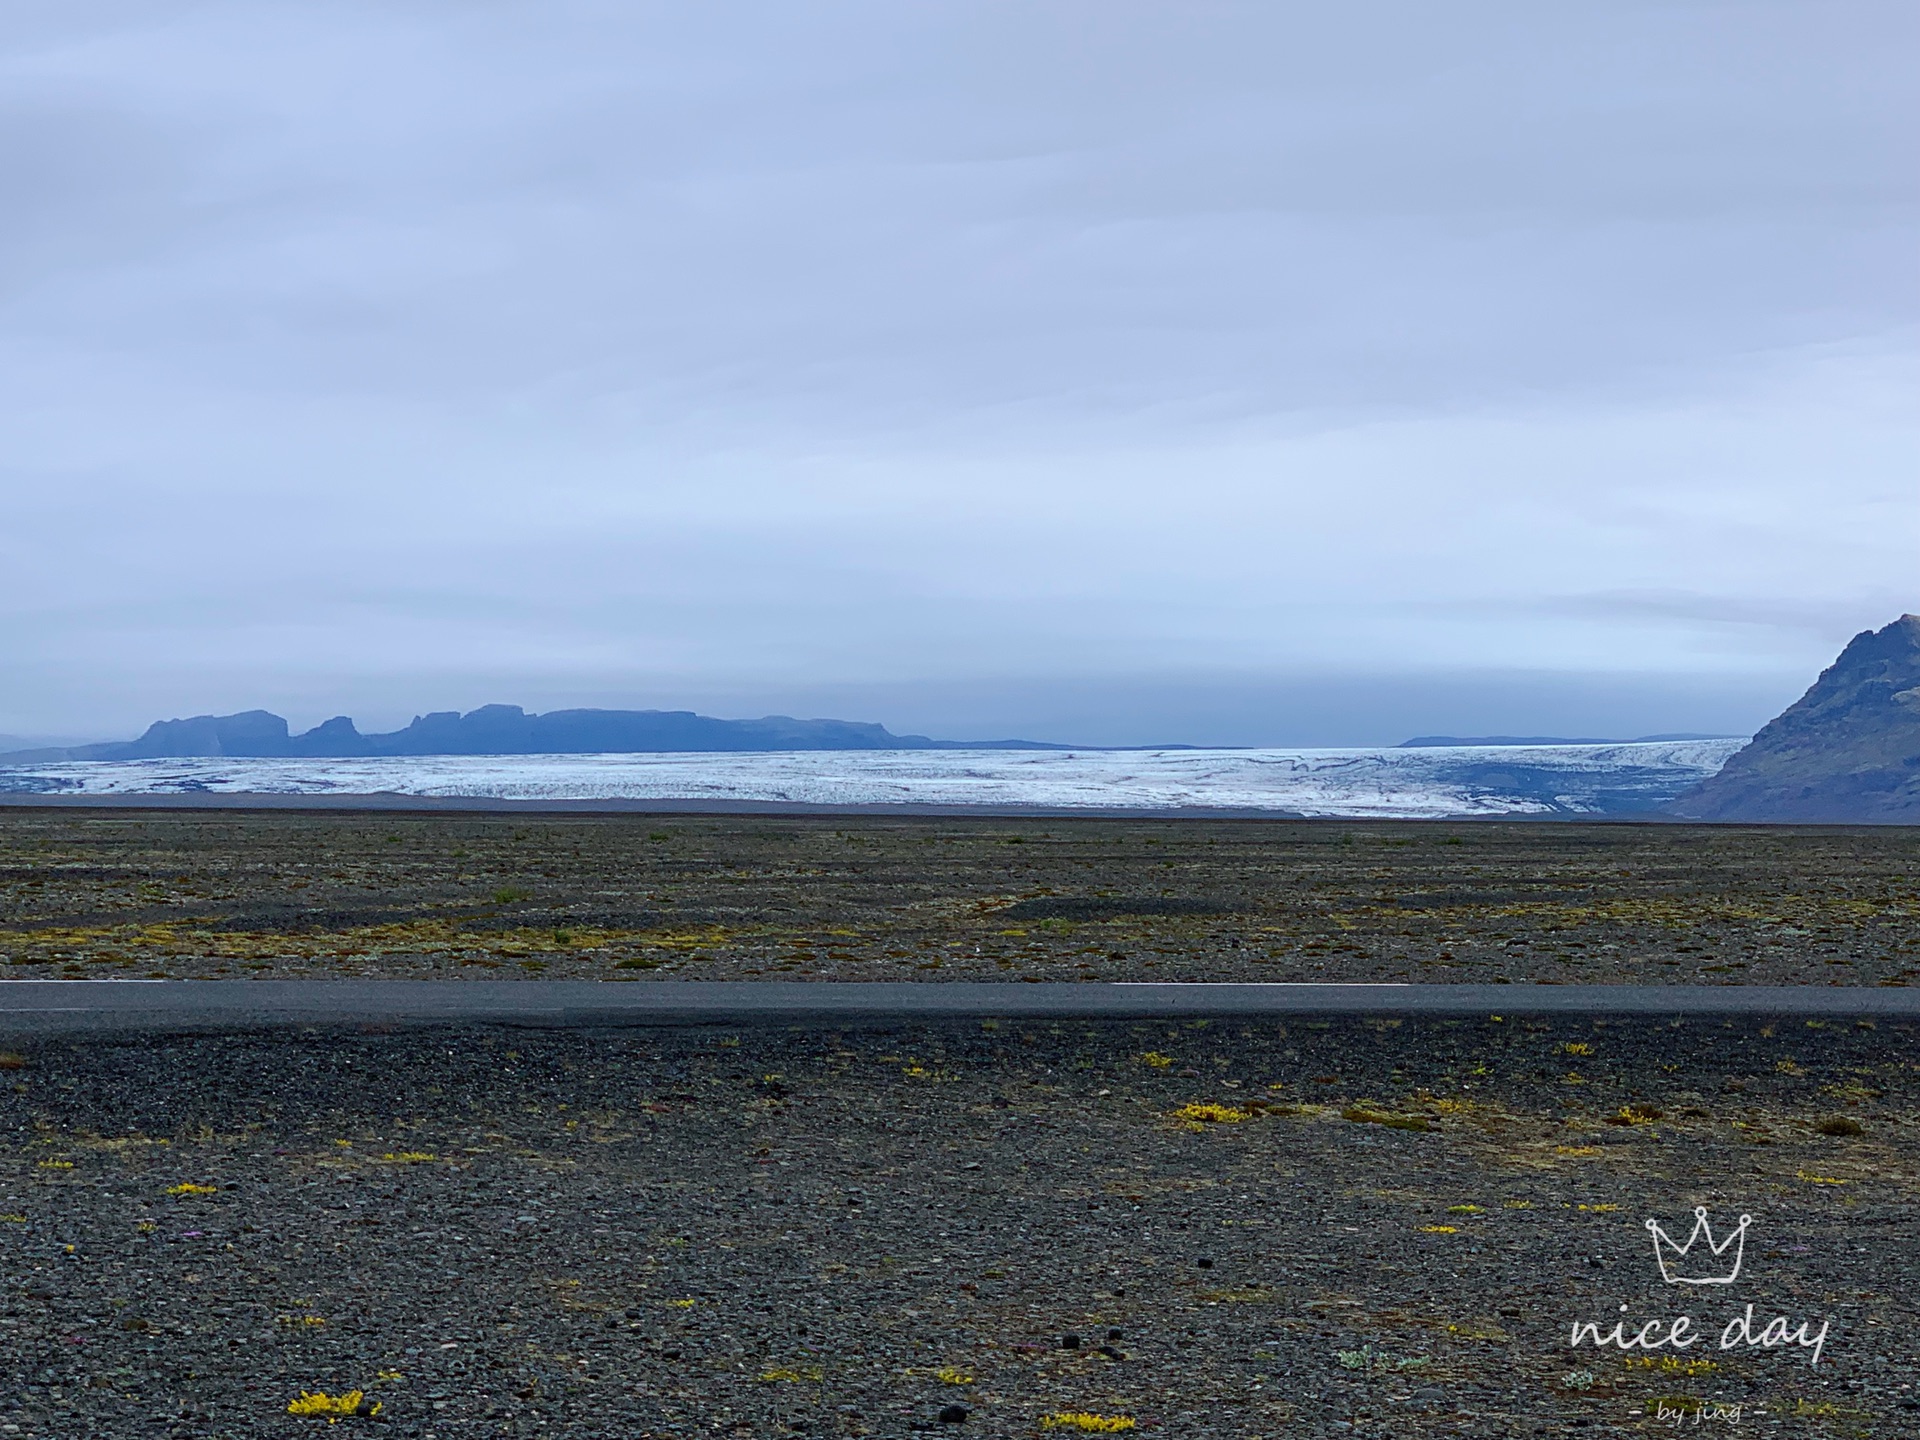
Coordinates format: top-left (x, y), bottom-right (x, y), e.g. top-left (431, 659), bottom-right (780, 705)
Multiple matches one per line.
top-left (2, 2), bottom-right (1915, 746)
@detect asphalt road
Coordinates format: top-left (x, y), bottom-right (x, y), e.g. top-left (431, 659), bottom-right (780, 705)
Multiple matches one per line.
top-left (0, 979), bottom-right (1913, 1037)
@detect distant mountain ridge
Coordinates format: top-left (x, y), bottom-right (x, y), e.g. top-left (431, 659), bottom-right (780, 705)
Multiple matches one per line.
top-left (1400, 733), bottom-right (1733, 748)
top-left (1668, 614), bottom-right (1920, 824)
top-left (0, 705), bottom-right (1069, 761)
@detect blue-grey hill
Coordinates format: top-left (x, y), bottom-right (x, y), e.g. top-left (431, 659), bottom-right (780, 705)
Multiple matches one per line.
top-left (0, 705), bottom-right (1065, 761)
top-left (1668, 614), bottom-right (1920, 824)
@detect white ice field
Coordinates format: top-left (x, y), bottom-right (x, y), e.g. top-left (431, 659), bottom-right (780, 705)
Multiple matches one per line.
top-left (0, 738), bottom-right (1745, 818)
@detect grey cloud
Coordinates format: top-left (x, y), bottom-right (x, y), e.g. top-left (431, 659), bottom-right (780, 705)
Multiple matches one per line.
top-left (1518, 592), bottom-right (1920, 637)
top-left (9, 3), bottom-right (1911, 420)
top-left (0, 2), bottom-right (1915, 741)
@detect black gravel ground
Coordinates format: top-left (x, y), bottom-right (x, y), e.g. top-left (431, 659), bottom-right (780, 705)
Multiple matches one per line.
top-left (2, 811), bottom-right (1919, 987)
top-left (1, 1013), bottom-right (1912, 1439)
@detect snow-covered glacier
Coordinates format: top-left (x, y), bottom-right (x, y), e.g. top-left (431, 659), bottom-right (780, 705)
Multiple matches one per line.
top-left (0, 738), bottom-right (1745, 818)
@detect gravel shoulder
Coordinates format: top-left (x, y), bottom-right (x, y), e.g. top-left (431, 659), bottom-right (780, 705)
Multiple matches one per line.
top-left (0, 1015), bottom-right (1912, 1438)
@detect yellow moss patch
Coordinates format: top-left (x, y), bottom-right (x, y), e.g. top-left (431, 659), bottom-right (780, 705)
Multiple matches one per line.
top-left (1342, 1106), bottom-right (1429, 1132)
top-left (1041, 1415), bottom-right (1136, 1433)
top-left (1171, 1102), bottom-right (1254, 1125)
top-left (76, 1133), bottom-right (171, 1153)
top-left (1606, 1105), bottom-right (1662, 1126)
top-left (4, 918), bottom-right (741, 966)
top-left (1624, 1356), bottom-right (1717, 1375)
top-left (287, 1389), bottom-right (379, 1420)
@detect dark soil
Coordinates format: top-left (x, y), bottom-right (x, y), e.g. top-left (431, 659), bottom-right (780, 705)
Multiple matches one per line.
top-left (1, 1014), bottom-right (1913, 1438)
top-left (0, 812), bottom-right (1917, 986)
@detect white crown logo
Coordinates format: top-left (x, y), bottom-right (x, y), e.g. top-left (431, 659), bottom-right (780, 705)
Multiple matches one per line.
top-left (1645, 1207), bottom-right (1751, 1286)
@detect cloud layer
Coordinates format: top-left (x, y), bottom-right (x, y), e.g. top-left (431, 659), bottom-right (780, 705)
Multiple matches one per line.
top-left (2, 2), bottom-right (1915, 742)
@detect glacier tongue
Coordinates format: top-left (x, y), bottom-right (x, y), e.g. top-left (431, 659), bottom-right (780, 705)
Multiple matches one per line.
top-left (0, 739), bottom-right (1745, 818)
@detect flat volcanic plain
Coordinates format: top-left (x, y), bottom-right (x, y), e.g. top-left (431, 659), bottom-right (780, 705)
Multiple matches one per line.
top-left (0, 810), bottom-right (1916, 986)
top-left (0, 809), bottom-right (1915, 1439)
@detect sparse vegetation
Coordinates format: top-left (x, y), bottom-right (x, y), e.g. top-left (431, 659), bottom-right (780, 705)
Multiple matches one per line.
top-left (0, 1003), bottom-right (1898, 1434)
top-left (1342, 1105), bottom-right (1429, 1131)
top-left (287, 1389), bottom-right (379, 1419)
top-left (2, 812), bottom-right (1916, 984)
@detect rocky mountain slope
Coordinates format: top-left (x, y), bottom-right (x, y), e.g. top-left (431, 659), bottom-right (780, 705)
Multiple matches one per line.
top-left (1669, 614), bottom-right (1920, 823)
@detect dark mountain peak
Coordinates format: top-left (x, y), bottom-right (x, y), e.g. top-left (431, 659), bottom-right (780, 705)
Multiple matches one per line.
top-left (124, 710), bottom-right (291, 758)
top-left (1668, 614), bottom-right (1920, 823)
top-left (292, 716), bottom-right (366, 757)
top-left (1846, 611), bottom-right (1920, 655)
